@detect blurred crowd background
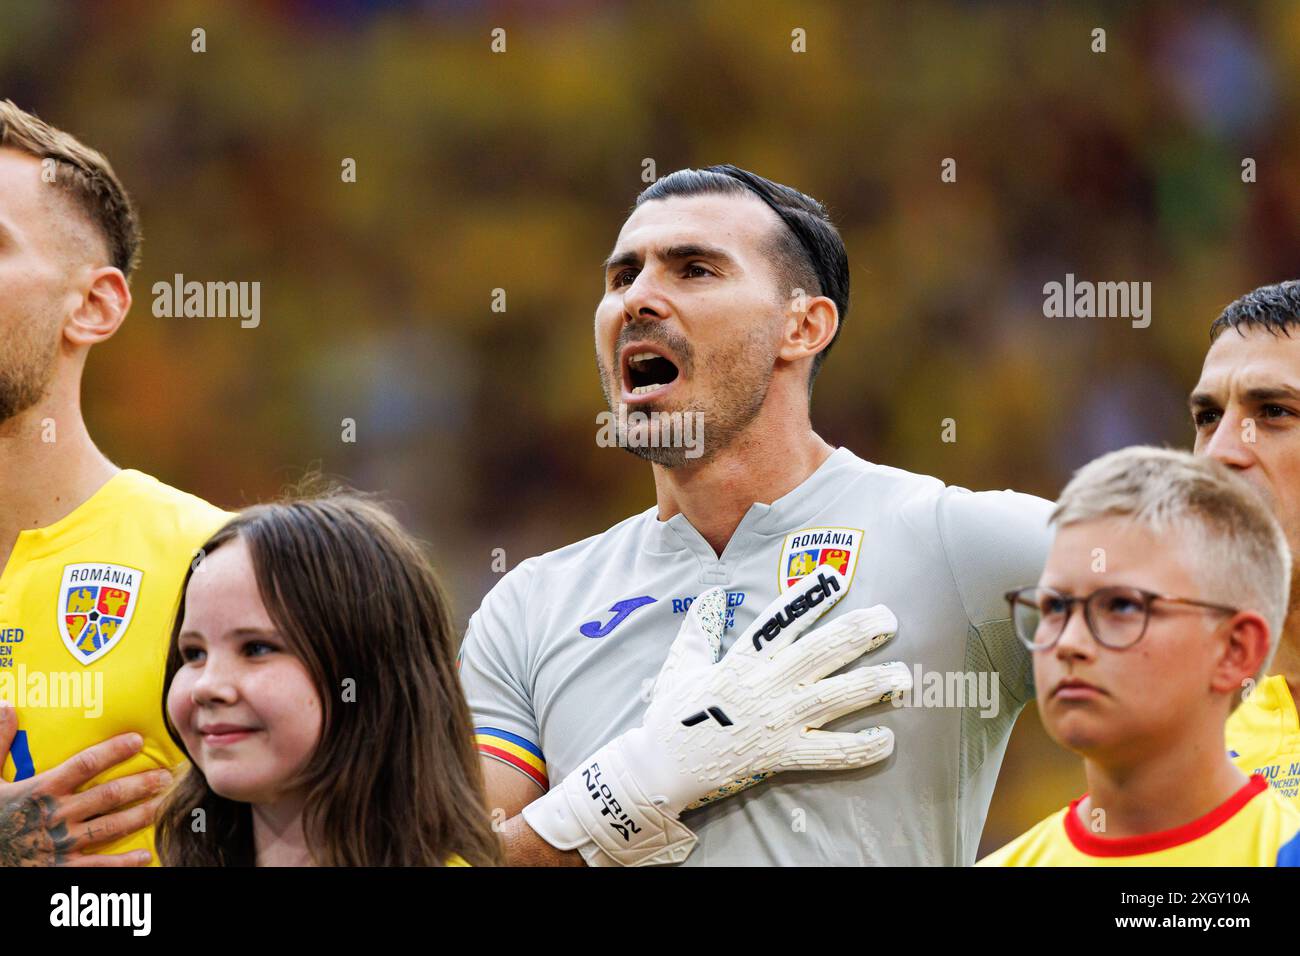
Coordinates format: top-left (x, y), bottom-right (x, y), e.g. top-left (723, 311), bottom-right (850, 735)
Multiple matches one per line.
top-left (4, 0), bottom-right (1299, 857)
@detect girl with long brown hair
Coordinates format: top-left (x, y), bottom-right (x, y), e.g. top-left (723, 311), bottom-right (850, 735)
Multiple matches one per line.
top-left (155, 491), bottom-right (502, 866)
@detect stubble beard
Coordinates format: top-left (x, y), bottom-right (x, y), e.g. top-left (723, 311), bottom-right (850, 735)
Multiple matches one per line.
top-left (0, 316), bottom-right (59, 426)
top-left (597, 323), bottom-right (776, 469)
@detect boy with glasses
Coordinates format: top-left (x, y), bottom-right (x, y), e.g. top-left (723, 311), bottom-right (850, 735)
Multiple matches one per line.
top-left (980, 446), bottom-right (1300, 866)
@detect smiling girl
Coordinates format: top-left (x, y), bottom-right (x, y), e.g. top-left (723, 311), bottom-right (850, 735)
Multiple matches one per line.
top-left (155, 493), bottom-right (503, 866)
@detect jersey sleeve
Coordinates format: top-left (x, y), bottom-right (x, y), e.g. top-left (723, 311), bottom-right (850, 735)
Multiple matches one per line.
top-left (937, 487), bottom-right (1055, 705)
top-left (458, 562), bottom-right (548, 792)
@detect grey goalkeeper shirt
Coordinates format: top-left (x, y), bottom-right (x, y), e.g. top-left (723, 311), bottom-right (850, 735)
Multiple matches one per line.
top-left (460, 447), bottom-right (1053, 865)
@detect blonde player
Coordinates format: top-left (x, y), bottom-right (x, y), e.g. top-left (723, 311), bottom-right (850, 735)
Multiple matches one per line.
top-left (982, 447), bottom-right (1300, 866)
top-left (0, 101), bottom-right (227, 865)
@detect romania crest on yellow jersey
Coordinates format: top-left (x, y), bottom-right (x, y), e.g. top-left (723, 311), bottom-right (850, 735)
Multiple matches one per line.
top-left (58, 562), bottom-right (143, 665)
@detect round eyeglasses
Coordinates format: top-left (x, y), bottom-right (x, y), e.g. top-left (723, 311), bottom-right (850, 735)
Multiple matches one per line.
top-left (1004, 586), bottom-right (1238, 651)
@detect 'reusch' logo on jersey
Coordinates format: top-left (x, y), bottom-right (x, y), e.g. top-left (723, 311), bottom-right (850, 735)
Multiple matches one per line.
top-left (57, 563), bottom-right (144, 665)
top-left (778, 527), bottom-right (863, 593)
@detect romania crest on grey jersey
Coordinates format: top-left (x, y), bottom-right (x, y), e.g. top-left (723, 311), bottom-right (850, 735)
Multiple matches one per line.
top-left (57, 563), bottom-right (143, 665)
top-left (778, 527), bottom-right (863, 593)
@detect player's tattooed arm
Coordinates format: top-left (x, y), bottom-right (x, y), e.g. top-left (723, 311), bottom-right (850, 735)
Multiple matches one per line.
top-left (0, 704), bottom-right (170, 866)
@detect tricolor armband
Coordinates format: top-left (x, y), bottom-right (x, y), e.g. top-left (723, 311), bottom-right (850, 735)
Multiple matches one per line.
top-left (475, 727), bottom-right (548, 790)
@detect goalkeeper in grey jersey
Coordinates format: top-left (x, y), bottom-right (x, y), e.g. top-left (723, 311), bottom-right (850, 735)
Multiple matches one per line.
top-left (459, 165), bottom-right (1052, 866)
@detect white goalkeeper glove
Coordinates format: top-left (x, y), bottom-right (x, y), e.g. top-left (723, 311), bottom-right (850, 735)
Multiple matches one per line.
top-left (521, 565), bottom-right (911, 866)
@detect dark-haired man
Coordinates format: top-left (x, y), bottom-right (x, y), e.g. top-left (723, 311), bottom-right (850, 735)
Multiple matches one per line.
top-left (459, 165), bottom-right (1053, 865)
top-left (1191, 280), bottom-right (1300, 807)
top-left (0, 100), bottom-right (228, 865)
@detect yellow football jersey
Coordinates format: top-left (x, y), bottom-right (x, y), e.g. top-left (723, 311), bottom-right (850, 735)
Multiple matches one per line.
top-left (978, 775), bottom-right (1300, 866)
top-left (0, 469), bottom-right (229, 864)
top-left (1227, 674), bottom-right (1300, 807)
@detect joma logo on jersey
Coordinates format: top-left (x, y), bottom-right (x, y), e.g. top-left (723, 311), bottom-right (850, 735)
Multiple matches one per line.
top-left (778, 526), bottom-right (863, 593)
top-left (57, 563), bottom-right (143, 666)
top-left (752, 571), bottom-right (840, 651)
top-left (579, 596), bottom-right (656, 639)
top-left (582, 761), bottom-right (642, 841)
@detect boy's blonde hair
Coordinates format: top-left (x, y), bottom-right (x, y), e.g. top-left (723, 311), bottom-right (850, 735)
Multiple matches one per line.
top-left (1052, 446), bottom-right (1291, 686)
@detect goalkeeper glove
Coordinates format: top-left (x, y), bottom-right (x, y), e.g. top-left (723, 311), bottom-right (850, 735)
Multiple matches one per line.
top-left (521, 565), bottom-right (910, 866)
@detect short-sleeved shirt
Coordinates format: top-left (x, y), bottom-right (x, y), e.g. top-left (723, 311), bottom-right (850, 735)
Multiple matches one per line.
top-left (0, 469), bottom-right (230, 863)
top-left (460, 447), bottom-right (1053, 865)
top-left (978, 775), bottom-right (1300, 866)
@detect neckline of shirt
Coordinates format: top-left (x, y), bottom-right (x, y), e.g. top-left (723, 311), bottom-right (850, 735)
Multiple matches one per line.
top-left (4, 469), bottom-right (144, 565)
top-left (1062, 774), bottom-right (1268, 858)
top-left (643, 447), bottom-right (861, 558)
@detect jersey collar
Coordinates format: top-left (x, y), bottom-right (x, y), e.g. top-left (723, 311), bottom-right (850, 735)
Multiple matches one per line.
top-left (751, 446), bottom-right (860, 534)
top-left (644, 446), bottom-right (862, 558)
top-left (4, 469), bottom-right (144, 561)
top-left (1063, 774), bottom-right (1267, 857)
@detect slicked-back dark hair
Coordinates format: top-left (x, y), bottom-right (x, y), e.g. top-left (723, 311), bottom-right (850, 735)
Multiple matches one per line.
top-left (634, 164), bottom-right (850, 393)
top-left (1209, 280), bottom-right (1300, 342)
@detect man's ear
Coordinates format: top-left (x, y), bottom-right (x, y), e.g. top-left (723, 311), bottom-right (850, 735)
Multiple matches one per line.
top-left (777, 292), bottom-right (838, 365)
top-left (64, 266), bottom-right (131, 347)
top-left (1213, 611), bottom-right (1272, 700)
